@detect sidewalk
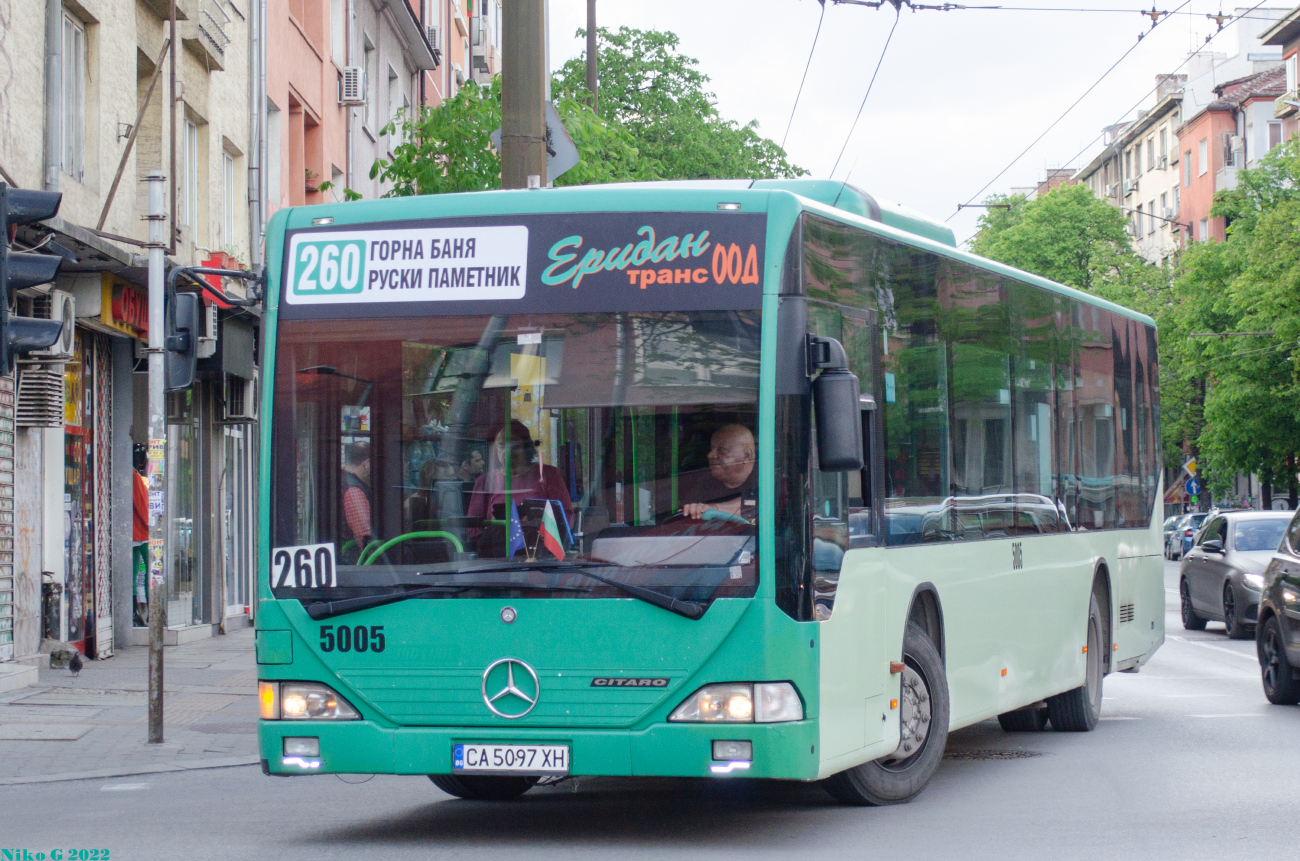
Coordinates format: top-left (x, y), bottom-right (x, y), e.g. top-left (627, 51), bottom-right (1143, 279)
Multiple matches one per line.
top-left (0, 627), bottom-right (259, 785)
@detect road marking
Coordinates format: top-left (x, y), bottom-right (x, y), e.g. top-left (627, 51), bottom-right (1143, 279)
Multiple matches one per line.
top-left (1162, 693), bottom-right (1231, 698)
top-left (1167, 635), bottom-right (1257, 662)
top-left (1189, 713), bottom-right (1265, 718)
top-left (1099, 716), bottom-right (1140, 721)
top-left (101, 783), bottom-right (150, 791)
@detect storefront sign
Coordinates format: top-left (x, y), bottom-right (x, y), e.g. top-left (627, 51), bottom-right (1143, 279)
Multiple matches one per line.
top-left (100, 275), bottom-right (148, 340)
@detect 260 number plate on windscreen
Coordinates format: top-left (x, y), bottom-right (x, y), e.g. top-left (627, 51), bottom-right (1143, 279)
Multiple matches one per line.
top-left (453, 743), bottom-right (569, 775)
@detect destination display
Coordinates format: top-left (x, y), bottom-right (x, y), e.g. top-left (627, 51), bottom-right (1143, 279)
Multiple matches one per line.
top-left (278, 211), bottom-right (766, 318)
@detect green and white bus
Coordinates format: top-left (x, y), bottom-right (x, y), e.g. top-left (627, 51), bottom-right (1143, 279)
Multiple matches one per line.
top-left (256, 179), bottom-right (1164, 805)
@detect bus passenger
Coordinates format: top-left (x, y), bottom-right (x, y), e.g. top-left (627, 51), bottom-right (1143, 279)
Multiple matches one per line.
top-left (466, 420), bottom-right (574, 524)
top-left (682, 423), bottom-right (757, 522)
top-left (341, 440), bottom-right (374, 562)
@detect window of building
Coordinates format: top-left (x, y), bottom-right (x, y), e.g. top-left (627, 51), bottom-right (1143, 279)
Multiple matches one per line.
top-left (1125, 149), bottom-right (1132, 178)
top-left (1183, 150), bottom-right (1191, 186)
top-left (1159, 192), bottom-right (1167, 222)
top-left (1147, 199), bottom-right (1156, 235)
top-left (1198, 218), bottom-right (1208, 241)
top-left (1134, 146), bottom-right (1142, 176)
top-left (1288, 53), bottom-right (1298, 93)
top-left (1136, 203), bottom-right (1143, 235)
top-left (1159, 127), bottom-right (1167, 161)
top-left (1269, 121), bottom-right (1283, 151)
top-left (1222, 132), bottom-right (1235, 168)
top-left (221, 151), bottom-right (235, 248)
top-left (61, 11), bottom-right (86, 181)
top-left (181, 118), bottom-right (198, 229)
top-left (1173, 184), bottom-right (1179, 215)
top-left (1198, 138), bottom-right (1208, 176)
top-left (1147, 137), bottom-right (1155, 171)
top-left (387, 64), bottom-right (400, 130)
top-left (330, 0), bottom-right (346, 67)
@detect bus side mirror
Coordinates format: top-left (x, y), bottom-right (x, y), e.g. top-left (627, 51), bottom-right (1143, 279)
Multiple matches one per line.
top-left (809, 336), bottom-right (864, 472)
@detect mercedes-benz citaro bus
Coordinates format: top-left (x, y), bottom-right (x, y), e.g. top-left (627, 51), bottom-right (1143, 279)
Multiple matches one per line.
top-left (256, 179), bottom-right (1165, 805)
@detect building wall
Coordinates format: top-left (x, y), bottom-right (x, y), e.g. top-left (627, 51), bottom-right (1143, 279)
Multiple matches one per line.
top-left (1118, 103), bottom-right (1183, 264)
top-left (1177, 108), bottom-right (1237, 244)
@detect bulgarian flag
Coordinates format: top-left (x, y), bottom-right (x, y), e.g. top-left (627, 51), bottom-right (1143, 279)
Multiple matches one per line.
top-left (541, 501), bottom-right (566, 560)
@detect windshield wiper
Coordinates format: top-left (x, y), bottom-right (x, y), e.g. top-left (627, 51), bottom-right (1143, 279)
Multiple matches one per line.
top-left (441, 562), bottom-right (706, 620)
top-left (305, 581), bottom-right (588, 620)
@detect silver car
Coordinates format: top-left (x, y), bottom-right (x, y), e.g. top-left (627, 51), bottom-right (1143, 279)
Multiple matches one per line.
top-left (1179, 511), bottom-right (1293, 639)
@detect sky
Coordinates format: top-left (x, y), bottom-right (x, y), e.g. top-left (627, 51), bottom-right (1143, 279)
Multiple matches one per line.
top-left (545, 1), bottom-right (1291, 245)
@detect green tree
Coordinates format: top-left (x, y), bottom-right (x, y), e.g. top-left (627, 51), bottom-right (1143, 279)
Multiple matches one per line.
top-left (1171, 139), bottom-right (1300, 504)
top-left (551, 26), bottom-right (806, 180)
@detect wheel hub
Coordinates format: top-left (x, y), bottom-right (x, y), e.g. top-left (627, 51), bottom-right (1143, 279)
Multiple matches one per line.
top-left (884, 664), bottom-right (931, 764)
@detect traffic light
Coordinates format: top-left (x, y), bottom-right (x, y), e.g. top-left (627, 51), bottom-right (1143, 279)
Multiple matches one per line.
top-left (0, 184), bottom-right (65, 377)
top-left (165, 290), bottom-right (199, 391)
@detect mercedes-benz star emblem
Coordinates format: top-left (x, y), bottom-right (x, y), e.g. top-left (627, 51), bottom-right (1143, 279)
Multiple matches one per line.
top-left (481, 658), bottom-right (539, 719)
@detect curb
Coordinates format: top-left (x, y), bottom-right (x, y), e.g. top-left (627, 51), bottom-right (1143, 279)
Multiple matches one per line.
top-left (0, 755), bottom-right (261, 786)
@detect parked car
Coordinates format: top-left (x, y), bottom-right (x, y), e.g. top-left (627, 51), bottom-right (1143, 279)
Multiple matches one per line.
top-left (1256, 508), bottom-right (1300, 704)
top-left (1162, 515), bottom-right (1181, 552)
top-left (1180, 510), bottom-right (1292, 639)
top-left (1167, 512), bottom-right (1207, 561)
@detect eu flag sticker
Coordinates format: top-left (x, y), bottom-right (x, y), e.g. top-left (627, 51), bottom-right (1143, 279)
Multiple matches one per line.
top-left (453, 744), bottom-right (465, 769)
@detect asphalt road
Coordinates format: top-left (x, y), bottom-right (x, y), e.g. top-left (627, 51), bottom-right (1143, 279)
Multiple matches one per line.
top-left (2, 559), bottom-right (1293, 861)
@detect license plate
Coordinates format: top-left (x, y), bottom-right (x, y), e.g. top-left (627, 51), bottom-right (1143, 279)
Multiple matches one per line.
top-left (453, 743), bottom-right (569, 774)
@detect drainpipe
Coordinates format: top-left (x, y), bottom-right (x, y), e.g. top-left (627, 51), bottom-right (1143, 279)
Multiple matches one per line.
top-left (44, 0), bottom-right (61, 191)
top-left (248, 0), bottom-right (263, 267)
top-left (169, 0), bottom-right (178, 255)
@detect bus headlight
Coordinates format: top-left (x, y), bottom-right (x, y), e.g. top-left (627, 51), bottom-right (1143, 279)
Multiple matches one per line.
top-left (669, 682), bottom-right (803, 723)
top-left (260, 682), bottom-right (360, 720)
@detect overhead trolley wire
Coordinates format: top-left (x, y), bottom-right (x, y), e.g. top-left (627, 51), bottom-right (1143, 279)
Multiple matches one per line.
top-left (783, 0), bottom-right (829, 150)
top-left (829, 2), bottom-right (903, 178)
top-left (945, 0), bottom-right (1193, 222)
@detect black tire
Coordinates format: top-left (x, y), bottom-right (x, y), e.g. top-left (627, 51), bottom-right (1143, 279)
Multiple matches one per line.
top-left (997, 705), bottom-right (1049, 732)
top-left (428, 774), bottom-right (538, 800)
top-left (821, 622), bottom-right (949, 806)
top-left (1048, 593), bottom-right (1104, 732)
top-left (1223, 583), bottom-right (1250, 640)
top-left (1258, 616), bottom-right (1300, 705)
top-left (1181, 579), bottom-right (1206, 631)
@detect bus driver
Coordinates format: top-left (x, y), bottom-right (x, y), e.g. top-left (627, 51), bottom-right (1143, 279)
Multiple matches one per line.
top-left (682, 423), bottom-right (757, 522)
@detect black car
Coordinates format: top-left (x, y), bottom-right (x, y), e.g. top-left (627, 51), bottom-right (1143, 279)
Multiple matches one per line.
top-left (1257, 509), bottom-right (1300, 704)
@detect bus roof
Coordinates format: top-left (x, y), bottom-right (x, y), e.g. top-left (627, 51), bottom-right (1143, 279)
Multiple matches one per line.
top-left (269, 180), bottom-right (1155, 328)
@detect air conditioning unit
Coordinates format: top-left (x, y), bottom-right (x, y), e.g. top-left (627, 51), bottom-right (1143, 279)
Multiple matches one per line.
top-left (15, 367), bottom-right (64, 428)
top-left (340, 66), bottom-right (366, 105)
top-left (427, 24), bottom-right (440, 48)
top-left (220, 374), bottom-right (257, 424)
top-left (198, 300), bottom-right (218, 359)
top-left (1103, 183), bottom-right (1116, 197)
top-left (1157, 155), bottom-right (1168, 170)
top-left (1124, 221), bottom-right (1137, 236)
top-left (454, 63), bottom-right (465, 86)
top-left (31, 289), bottom-right (75, 360)
top-left (1123, 178), bottom-right (1139, 195)
top-left (1230, 134), bottom-right (1245, 152)
top-left (1161, 207), bottom-right (1176, 220)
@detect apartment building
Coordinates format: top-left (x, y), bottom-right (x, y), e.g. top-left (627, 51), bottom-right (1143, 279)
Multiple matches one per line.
top-left (1261, 5), bottom-right (1300, 138)
top-left (1177, 65), bottom-right (1286, 244)
top-left (0, 0), bottom-right (260, 669)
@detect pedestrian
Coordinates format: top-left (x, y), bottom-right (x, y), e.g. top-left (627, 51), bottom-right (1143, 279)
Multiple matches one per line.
top-left (341, 440), bottom-right (374, 563)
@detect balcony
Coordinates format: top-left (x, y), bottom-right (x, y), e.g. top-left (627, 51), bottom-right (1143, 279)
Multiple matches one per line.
top-left (1215, 165), bottom-right (1239, 191)
top-left (1275, 89), bottom-right (1299, 118)
top-left (183, 0), bottom-right (230, 71)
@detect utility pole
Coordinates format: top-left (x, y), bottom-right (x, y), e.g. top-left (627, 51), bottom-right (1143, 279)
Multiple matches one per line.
top-left (145, 171), bottom-right (167, 744)
top-left (586, 0), bottom-right (598, 111)
top-left (501, 0), bottom-right (547, 189)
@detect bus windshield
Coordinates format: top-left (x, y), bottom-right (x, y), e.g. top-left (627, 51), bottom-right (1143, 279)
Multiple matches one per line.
top-left (270, 310), bottom-right (761, 606)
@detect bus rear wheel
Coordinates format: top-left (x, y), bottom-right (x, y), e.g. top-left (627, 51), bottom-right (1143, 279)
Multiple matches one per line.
top-left (429, 774), bottom-right (538, 800)
top-left (997, 705), bottom-right (1049, 732)
top-left (1047, 594), bottom-right (1104, 732)
top-left (821, 622), bottom-right (949, 806)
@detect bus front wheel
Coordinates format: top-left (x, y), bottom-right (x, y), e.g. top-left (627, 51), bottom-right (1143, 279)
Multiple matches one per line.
top-left (429, 774), bottom-right (538, 801)
top-left (820, 622), bottom-right (950, 806)
top-left (1046, 593), bottom-right (1104, 732)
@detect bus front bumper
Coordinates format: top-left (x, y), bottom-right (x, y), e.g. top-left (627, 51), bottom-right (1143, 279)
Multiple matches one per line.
top-left (259, 719), bottom-right (820, 781)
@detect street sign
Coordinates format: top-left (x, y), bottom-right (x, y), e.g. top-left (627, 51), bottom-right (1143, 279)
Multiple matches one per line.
top-left (491, 102), bottom-right (580, 183)
top-left (1185, 477), bottom-right (1202, 497)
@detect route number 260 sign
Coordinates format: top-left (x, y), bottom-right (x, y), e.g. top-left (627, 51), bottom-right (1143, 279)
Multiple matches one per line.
top-left (272, 543), bottom-right (337, 588)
